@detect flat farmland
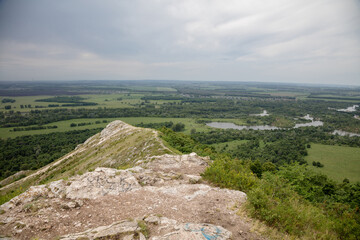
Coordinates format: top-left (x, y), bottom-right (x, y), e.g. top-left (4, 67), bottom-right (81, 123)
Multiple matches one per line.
top-left (0, 94), bottom-right (181, 112)
top-left (305, 143), bottom-right (360, 182)
top-left (0, 117), bottom-right (212, 138)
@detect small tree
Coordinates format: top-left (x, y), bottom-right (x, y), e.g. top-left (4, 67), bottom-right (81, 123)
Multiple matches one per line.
top-left (312, 161), bottom-right (324, 168)
top-left (250, 160), bottom-right (263, 178)
top-left (172, 123), bottom-right (185, 132)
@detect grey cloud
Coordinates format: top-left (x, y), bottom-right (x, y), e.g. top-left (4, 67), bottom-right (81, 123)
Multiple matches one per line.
top-left (0, 0), bottom-right (359, 84)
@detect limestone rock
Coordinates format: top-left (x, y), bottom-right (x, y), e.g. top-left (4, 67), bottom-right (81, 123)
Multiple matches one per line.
top-left (147, 153), bottom-right (209, 172)
top-left (1, 185), bottom-right (49, 211)
top-left (59, 217), bottom-right (232, 240)
top-left (186, 174), bottom-right (202, 184)
top-left (60, 220), bottom-right (138, 240)
top-left (65, 168), bottom-right (141, 199)
top-left (145, 215), bottom-right (160, 225)
top-left (152, 222), bottom-right (232, 240)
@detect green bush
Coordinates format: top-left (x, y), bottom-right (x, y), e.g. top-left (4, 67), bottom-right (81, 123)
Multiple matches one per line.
top-left (247, 173), bottom-right (337, 239)
top-left (202, 157), bottom-right (258, 192)
top-left (159, 128), bottom-right (360, 239)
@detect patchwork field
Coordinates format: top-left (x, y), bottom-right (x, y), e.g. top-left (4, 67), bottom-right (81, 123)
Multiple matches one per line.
top-left (0, 117), bottom-right (212, 138)
top-left (305, 143), bottom-right (360, 182)
top-left (0, 93), bottom-right (181, 112)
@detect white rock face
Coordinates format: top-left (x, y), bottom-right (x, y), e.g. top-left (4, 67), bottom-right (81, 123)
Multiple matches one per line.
top-left (59, 217), bottom-right (232, 240)
top-left (152, 222), bottom-right (232, 240)
top-left (147, 153), bottom-right (209, 172)
top-left (65, 168), bottom-right (141, 199)
top-left (1, 185), bottom-right (50, 211)
top-left (1, 167), bottom-right (143, 211)
top-left (60, 219), bottom-right (139, 240)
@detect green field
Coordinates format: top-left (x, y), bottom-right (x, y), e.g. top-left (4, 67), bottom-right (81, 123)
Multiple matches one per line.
top-left (305, 143), bottom-right (360, 182)
top-left (254, 91), bottom-right (309, 98)
top-left (0, 117), bottom-right (212, 138)
top-left (306, 94), bottom-right (360, 102)
top-left (211, 139), bottom-right (249, 152)
top-left (0, 94), bottom-right (182, 112)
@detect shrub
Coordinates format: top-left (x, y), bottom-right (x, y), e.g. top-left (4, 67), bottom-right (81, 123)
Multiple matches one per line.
top-left (247, 173), bottom-right (337, 239)
top-left (202, 157), bottom-right (258, 192)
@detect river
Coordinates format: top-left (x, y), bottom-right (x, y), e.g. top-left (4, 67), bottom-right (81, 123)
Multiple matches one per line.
top-left (206, 114), bottom-right (324, 131)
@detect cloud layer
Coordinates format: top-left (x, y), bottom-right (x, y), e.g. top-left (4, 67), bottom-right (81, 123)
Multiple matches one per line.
top-left (0, 0), bottom-right (359, 84)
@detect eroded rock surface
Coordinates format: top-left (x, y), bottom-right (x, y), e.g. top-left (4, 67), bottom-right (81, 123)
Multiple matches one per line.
top-left (60, 216), bottom-right (232, 240)
top-left (0, 121), bottom-right (264, 240)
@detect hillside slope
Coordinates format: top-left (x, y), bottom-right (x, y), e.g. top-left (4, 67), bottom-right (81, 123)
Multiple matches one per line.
top-left (0, 121), bottom-right (265, 240)
top-left (0, 121), bottom-right (173, 199)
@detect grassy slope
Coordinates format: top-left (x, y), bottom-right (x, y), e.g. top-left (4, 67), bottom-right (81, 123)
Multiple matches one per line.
top-left (305, 143), bottom-right (360, 182)
top-left (0, 122), bottom-right (174, 203)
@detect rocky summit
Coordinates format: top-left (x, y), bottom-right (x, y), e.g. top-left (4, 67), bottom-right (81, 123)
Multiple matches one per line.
top-left (0, 121), bottom-right (265, 240)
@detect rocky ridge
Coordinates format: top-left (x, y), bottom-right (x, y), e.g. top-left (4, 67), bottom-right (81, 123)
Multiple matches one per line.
top-left (0, 121), bottom-right (264, 240)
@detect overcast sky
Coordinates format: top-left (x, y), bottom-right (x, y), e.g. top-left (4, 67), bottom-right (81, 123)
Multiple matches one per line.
top-left (0, 0), bottom-right (359, 85)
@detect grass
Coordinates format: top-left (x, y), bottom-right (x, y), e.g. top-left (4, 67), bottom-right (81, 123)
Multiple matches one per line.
top-left (305, 143), bottom-right (360, 182)
top-left (126, 86), bottom-right (177, 92)
top-left (305, 94), bottom-right (360, 102)
top-left (0, 117), bottom-right (213, 138)
top-left (0, 93), bottom-right (182, 112)
top-left (211, 140), bottom-right (249, 152)
top-left (0, 118), bottom-right (117, 138)
top-left (210, 118), bottom-right (247, 125)
top-left (254, 91), bottom-right (309, 98)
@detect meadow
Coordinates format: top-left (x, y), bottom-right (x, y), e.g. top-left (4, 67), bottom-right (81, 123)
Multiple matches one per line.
top-left (305, 143), bottom-right (360, 182)
top-left (211, 139), bottom-right (249, 152)
top-left (0, 117), bottom-right (212, 138)
top-left (0, 93), bottom-right (181, 112)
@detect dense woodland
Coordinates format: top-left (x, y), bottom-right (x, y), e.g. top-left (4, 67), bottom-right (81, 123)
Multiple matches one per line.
top-left (0, 129), bottom-right (101, 181)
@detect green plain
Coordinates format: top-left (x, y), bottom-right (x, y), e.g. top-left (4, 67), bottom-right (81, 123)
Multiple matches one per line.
top-left (305, 143), bottom-right (360, 183)
top-left (0, 94), bottom-right (181, 112)
top-left (0, 117), bottom-right (212, 139)
top-left (211, 140), bottom-right (249, 152)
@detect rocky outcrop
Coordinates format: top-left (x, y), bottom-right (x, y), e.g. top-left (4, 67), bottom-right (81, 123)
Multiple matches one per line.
top-left (59, 216), bottom-right (232, 240)
top-left (0, 120), bottom-right (172, 196)
top-left (0, 121), bottom-right (264, 240)
top-left (60, 219), bottom-right (140, 240)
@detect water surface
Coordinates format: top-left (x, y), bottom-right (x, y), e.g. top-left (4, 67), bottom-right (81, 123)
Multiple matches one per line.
top-left (332, 130), bottom-right (360, 137)
top-left (207, 114), bottom-right (323, 130)
top-left (337, 105), bottom-right (359, 112)
top-left (206, 122), bottom-right (280, 130)
top-left (250, 110), bottom-right (269, 117)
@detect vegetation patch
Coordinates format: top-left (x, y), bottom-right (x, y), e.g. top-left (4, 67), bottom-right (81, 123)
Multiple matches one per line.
top-left (160, 128), bottom-right (360, 240)
top-left (0, 128), bottom-right (102, 180)
top-left (306, 143), bottom-right (360, 182)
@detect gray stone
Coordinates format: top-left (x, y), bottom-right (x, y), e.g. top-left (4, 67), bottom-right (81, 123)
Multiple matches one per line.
top-left (60, 220), bottom-right (139, 240)
top-left (65, 168), bottom-right (141, 199)
top-left (145, 215), bottom-right (160, 225)
top-left (151, 223), bottom-right (232, 240)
